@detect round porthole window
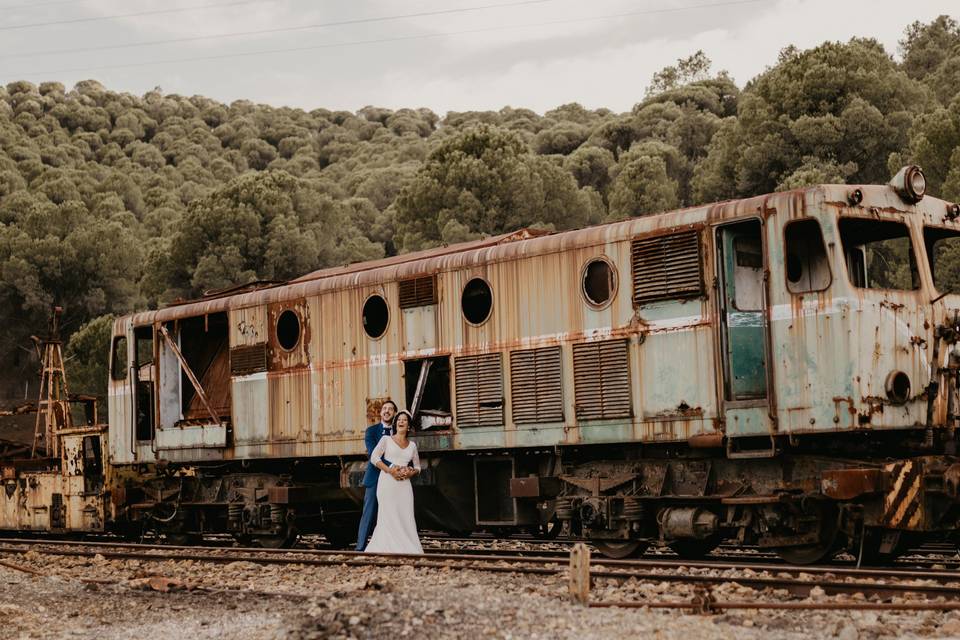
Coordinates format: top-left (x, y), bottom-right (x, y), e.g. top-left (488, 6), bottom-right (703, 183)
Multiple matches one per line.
top-left (582, 258), bottom-right (616, 308)
top-left (362, 294), bottom-right (389, 339)
top-left (461, 278), bottom-right (493, 325)
top-left (276, 309), bottom-right (301, 351)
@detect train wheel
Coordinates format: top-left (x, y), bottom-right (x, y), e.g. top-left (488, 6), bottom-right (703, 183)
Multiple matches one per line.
top-left (668, 537), bottom-right (720, 560)
top-left (774, 500), bottom-right (839, 565)
top-left (594, 540), bottom-right (649, 559)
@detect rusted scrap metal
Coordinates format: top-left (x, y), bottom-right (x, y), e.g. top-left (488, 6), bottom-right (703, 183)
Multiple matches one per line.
top-left (31, 306), bottom-right (71, 458)
top-left (820, 468), bottom-right (886, 500)
top-left (0, 558), bottom-right (44, 575)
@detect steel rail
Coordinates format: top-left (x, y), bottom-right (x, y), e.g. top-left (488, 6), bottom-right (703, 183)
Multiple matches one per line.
top-left (4, 542), bottom-right (960, 601)
top-left (589, 600), bottom-right (960, 612)
top-left (2, 536), bottom-right (960, 583)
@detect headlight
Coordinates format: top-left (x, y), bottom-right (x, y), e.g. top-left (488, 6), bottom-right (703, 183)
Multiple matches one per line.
top-left (889, 165), bottom-right (926, 203)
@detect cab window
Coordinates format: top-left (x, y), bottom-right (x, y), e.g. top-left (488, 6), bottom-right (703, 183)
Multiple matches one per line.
top-left (839, 218), bottom-right (919, 290)
top-left (924, 226), bottom-right (960, 295)
top-left (784, 219), bottom-right (831, 293)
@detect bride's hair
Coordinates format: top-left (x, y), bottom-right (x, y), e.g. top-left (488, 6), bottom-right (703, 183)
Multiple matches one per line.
top-left (395, 410), bottom-right (414, 432)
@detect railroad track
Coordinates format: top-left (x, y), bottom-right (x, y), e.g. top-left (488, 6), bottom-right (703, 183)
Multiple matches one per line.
top-left (3, 537), bottom-right (960, 612)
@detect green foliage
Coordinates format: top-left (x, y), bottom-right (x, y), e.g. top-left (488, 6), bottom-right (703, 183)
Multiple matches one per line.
top-left (393, 125), bottom-right (599, 249)
top-left (151, 171), bottom-right (383, 301)
top-left (693, 37), bottom-right (929, 202)
top-left (648, 51), bottom-right (714, 96)
top-left (65, 314), bottom-right (114, 398)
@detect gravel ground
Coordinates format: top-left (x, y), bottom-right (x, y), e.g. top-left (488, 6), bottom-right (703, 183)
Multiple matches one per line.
top-left (2, 549), bottom-right (960, 639)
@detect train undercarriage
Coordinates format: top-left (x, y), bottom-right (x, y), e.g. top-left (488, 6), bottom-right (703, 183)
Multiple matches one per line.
top-left (92, 427), bottom-right (960, 565)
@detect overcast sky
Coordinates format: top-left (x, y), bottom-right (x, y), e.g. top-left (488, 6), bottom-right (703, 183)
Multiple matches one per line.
top-left (0, 0), bottom-right (956, 115)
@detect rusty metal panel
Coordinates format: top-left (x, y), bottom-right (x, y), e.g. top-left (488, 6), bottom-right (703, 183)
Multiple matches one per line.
top-left (231, 306), bottom-right (267, 346)
top-left (455, 353), bottom-right (504, 429)
top-left (267, 299), bottom-right (310, 371)
top-left (185, 343), bottom-right (231, 420)
top-left (230, 344), bottom-right (268, 376)
top-left (821, 467), bottom-right (885, 500)
top-left (398, 275), bottom-right (437, 308)
top-left (269, 371), bottom-right (312, 441)
top-left (509, 477), bottom-right (540, 498)
top-left (510, 346), bottom-right (563, 424)
top-left (631, 230), bottom-right (704, 305)
top-left (573, 339), bottom-right (631, 420)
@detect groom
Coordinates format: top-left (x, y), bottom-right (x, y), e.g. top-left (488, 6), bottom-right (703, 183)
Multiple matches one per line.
top-left (355, 399), bottom-right (398, 551)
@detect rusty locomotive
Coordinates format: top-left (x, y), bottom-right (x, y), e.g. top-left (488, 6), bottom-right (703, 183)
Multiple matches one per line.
top-left (5, 166), bottom-right (960, 563)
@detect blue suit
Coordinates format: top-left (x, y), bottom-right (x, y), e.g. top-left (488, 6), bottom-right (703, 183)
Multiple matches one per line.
top-left (355, 421), bottom-right (392, 551)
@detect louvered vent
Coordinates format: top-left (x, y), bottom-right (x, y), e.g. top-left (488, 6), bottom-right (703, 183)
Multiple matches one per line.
top-left (631, 231), bottom-right (704, 304)
top-left (230, 344), bottom-right (268, 376)
top-left (398, 276), bottom-right (437, 309)
top-left (573, 340), bottom-right (631, 420)
top-left (510, 347), bottom-right (563, 424)
top-left (455, 353), bottom-right (504, 429)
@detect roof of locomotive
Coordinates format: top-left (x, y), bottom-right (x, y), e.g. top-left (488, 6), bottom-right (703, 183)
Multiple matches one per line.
top-left (126, 183), bottom-right (956, 326)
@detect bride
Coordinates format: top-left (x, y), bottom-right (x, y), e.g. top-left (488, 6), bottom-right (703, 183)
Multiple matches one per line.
top-left (364, 410), bottom-right (423, 554)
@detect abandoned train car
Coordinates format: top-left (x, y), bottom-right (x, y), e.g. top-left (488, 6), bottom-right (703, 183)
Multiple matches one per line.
top-left (16, 165), bottom-right (960, 562)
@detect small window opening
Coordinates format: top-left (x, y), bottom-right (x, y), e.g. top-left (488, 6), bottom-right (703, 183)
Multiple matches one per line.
top-left (135, 380), bottom-right (154, 441)
top-left (732, 235), bottom-right (763, 311)
top-left (404, 356), bottom-right (451, 431)
top-left (924, 226), bottom-right (960, 295)
top-left (462, 278), bottom-right (493, 325)
top-left (583, 259), bottom-right (615, 307)
top-left (134, 326), bottom-right (153, 367)
top-left (839, 218), bottom-right (919, 290)
top-left (82, 435), bottom-right (103, 493)
top-left (276, 309), bottom-right (301, 350)
top-left (362, 294), bottom-right (389, 339)
top-left (784, 219), bottom-right (832, 293)
top-left (110, 336), bottom-right (128, 381)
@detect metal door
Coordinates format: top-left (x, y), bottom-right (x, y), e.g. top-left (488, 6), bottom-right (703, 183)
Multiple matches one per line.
top-left (717, 220), bottom-right (773, 440)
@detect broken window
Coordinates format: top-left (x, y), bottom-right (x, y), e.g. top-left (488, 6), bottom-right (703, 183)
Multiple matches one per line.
top-left (133, 326), bottom-right (154, 441)
top-left (404, 356), bottom-right (451, 430)
top-left (582, 258), bottom-right (615, 307)
top-left (732, 235), bottom-right (764, 310)
top-left (82, 435), bottom-right (103, 494)
top-left (784, 219), bottom-right (832, 293)
top-left (924, 226), bottom-right (960, 295)
top-left (839, 218), bottom-right (919, 290)
top-left (110, 336), bottom-right (127, 381)
top-left (173, 313), bottom-right (231, 421)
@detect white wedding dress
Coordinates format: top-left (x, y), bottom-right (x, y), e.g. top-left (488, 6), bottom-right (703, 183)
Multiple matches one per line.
top-left (364, 435), bottom-right (424, 554)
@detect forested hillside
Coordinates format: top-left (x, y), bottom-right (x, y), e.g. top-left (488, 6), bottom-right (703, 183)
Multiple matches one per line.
top-left (1, 16), bottom-right (959, 400)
